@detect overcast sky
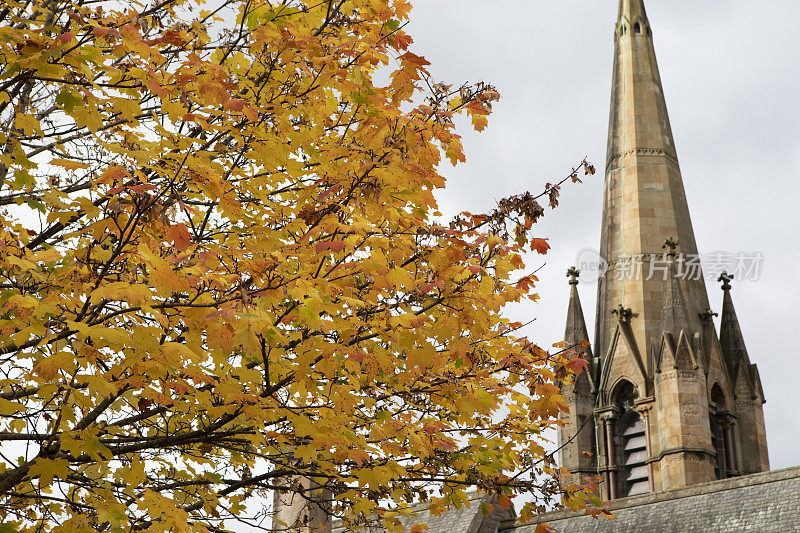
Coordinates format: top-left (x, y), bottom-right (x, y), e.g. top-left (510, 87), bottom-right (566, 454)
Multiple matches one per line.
top-left (407, 0), bottom-right (800, 471)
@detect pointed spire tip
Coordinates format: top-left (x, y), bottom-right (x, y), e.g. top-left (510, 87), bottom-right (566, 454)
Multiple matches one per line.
top-left (618, 0), bottom-right (649, 24)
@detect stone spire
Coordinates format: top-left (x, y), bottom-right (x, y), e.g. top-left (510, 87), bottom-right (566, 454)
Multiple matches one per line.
top-left (557, 268), bottom-right (597, 480)
top-left (595, 0), bottom-right (710, 378)
top-left (565, 267), bottom-right (594, 362)
top-left (273, 478), bottom-right (332, 533)
top-left (718, 273), bottom-right (754, 375)
top-left (715, 274), bottom-right (770, 474)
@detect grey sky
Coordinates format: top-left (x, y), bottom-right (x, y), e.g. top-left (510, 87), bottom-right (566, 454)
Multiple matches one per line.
top-left (408, 1), bottom-right (800, 471)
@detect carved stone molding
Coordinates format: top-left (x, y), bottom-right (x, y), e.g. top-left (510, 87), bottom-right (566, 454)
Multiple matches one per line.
top-left (607, 147), bottom-right (679, 167)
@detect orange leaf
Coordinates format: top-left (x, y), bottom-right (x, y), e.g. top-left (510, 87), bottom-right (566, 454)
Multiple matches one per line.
top-left (146, 79), bottom-right (166, 98)
top-left (315, 241), bottom-right (346, 254)
top-left (168, 224), bottom-right (192, 251)
top-left (56, 32), bottom-right (74, 44)
top-left (398, 51), bottom-right (431, 70)
top-left (226, 99), bottom-right (245, 112)
top-left (471, 113), bottom-right (489, 132)
top-left (531, 238), bottom-right (551, 255)
top-left (97, 166), bottom-right (129, 184)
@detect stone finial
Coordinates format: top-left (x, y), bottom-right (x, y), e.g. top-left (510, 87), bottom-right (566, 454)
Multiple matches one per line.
top-left (567, 266), bottom-right (581, 286)
top-left (612, 304), bottom-right (633, 324)
top-left (719, 272), bottom-right (734, 291)
top-left (662, 238), bottom-right (679, 257)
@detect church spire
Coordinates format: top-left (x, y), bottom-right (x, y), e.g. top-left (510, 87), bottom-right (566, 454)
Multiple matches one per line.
top-left (596, 0), bottom-right (710, 377)
top-left (718, 272), bottom-right (753, 374)
top-left (716, 273), bottom-right (770, 473)
top-left (556, 1), bottom-right (770, 497)
top-left (591, 0), bottom-right (727, 497)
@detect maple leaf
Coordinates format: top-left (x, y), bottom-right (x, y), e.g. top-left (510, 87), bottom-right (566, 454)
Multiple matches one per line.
top-left (146, 79), bottom-right (167, 98)
top-left (167, 223), bottom-right (192, 251)
top-left (226, 98), bottom-right (246, 111)
top-left (315, 241), bottom-right (346, 254)
top-left (532, 238), bottom-right (551, 254)
top-left (471, 113), bottom-right (489, 132)
top-left (395, 0), bottom-right (413, 20)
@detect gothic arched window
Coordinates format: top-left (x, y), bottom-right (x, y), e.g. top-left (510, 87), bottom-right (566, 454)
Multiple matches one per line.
top-left (611, 381), bottom-right (651, 497)
top-left (633, 22), bottom-right (641, 34)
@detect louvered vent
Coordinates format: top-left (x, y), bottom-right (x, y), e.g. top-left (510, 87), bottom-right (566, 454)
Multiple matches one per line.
top-left (620, 412), bottom-right (649, 496)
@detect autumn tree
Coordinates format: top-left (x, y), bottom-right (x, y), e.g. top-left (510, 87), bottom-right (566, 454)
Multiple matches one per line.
top-left (0, 0), bottom-right (603, 531)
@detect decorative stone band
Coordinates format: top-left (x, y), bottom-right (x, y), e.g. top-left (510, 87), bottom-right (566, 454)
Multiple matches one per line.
top-left (605, 252), bottom-right (689, 268)
top-left (645, 446), bottom-right (716, 465)
top-left (607, 147), bottom-right (680, 168)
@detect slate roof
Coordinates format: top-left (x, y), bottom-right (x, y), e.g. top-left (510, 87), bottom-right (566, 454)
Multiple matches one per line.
top-left (330, 467), bottom-right (800, 533)
top-left (504, 466), bottom-right (800, 533)
top-left (331, 492), bottom-right (514, 533)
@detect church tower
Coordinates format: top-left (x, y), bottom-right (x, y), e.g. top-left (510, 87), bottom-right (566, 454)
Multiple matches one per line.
top-left (558, 0), bottom-right (769, 500)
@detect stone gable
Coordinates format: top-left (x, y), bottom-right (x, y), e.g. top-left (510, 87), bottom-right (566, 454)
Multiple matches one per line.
top-left (331, 493), bottom-right (514, 533)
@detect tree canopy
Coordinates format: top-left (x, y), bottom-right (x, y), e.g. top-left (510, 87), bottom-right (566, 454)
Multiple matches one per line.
top-left (0, 0), bottom-right (601, 531)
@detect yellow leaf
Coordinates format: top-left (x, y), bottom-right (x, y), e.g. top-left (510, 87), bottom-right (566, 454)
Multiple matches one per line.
top-left (114, 97), bottom-right (143, 121)
top-left (15, 113), bottom-right (43, 136)
top-left (29, 457), bottom-right (70, 488)
top-left (0, 399), bottom-right (24, 416)
top-left (471, 113), bottom-right (488, 132)
top-left (50, 158), bottom-right (89, 171)
top-left (74, 106), bottom-right (102, 133)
